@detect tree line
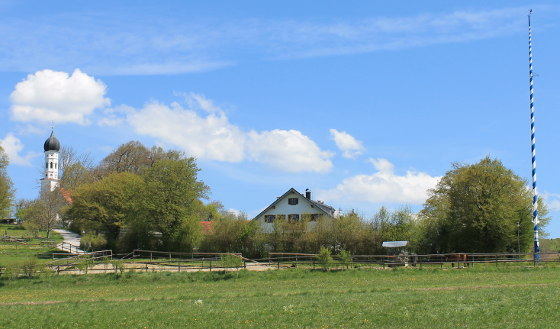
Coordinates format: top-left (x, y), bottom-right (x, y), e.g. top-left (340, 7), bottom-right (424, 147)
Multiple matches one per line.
top-left (11, 141), bottom-right (551, 256)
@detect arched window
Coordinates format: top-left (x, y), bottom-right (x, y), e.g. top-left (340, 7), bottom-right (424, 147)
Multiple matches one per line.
top-left (50, 162), bottom-right (53, 169)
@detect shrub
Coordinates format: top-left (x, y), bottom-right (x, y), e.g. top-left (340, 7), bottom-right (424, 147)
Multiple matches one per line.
top-left (220, 254), bottom-right (243, 269)
top-left (338, 249), bottom-right (352, 269)
top-left (111, 259), bottom-right (125, 274)
top-left (317, 247), bottom-right (333, 271)
top-left (20, 259), bottom-right (40, 278)
top-left (80, 233), bottom-right (107, 251)
top-left (76, 255), bottom-right (95, 274)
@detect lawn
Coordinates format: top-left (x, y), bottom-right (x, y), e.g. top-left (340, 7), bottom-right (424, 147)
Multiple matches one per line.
top-left (1, 266), bottom-right (559, 328)
top-left (0, 224), bottom-right (63, 266)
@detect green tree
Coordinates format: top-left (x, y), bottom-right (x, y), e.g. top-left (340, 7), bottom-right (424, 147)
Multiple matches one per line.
top-left (200, 212), bottom-right (261, 256)
top-left (139, 158), bottom-right (208, 251)
top-left (0, 146), bottom-right (14, 218)
top-left (418, 157), bottom-right (549, 253)
top-left (372, 207), bottom-right (417, 253)
top-left (96, 141), bottom-right (182, 176)
top-left (17, 190), bottom-right (65, 238)
top-left (65, 172), bottom-right (144, 248)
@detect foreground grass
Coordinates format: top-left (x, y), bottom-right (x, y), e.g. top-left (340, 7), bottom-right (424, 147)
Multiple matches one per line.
top-left (1, 266), bottom-right (559, 328)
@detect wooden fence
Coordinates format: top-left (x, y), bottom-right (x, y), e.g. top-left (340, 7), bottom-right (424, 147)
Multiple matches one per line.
top-left (9, 250), bottom-right (559, 276)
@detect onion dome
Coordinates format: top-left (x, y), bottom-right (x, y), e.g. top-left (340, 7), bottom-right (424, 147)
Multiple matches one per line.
top-left (43, 131), bottom-right (60, 152)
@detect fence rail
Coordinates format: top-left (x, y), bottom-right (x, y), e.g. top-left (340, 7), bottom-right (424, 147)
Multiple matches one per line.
top-left (24, 250), bottom-right (560, 276)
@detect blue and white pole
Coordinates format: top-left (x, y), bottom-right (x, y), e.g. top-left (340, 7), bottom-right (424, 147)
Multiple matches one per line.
top-left (528, 9), bottom-right (540, 260)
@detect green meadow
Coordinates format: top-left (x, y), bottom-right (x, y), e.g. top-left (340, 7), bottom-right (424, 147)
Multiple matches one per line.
top-left (0, 224), bottom-right (62, 266)
top-left (1, 266), bottom-right (559, 328)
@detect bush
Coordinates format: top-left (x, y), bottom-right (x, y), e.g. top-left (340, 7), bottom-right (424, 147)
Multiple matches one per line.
top-left (317, 247), bottom-right (333, 271)
top-left (220, 254), bottom-right (243, 269)
top-left (80, 233), bottom-right (107, 251)
top-left (111, 259), bottom-right (125, 274)
top-left (20, 259), bottom-right (40, 278)
top-left (338, 250), bottom-right (352, 269)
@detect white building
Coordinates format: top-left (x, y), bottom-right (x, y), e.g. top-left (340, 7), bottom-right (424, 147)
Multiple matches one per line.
top-left (252, 188), bottom-right (337, 233)
top-left (41, 130), bottom-right (61, 193)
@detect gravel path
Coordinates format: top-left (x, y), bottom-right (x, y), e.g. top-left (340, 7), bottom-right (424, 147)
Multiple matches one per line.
top-left (53, 229), bottom-right (86, 253)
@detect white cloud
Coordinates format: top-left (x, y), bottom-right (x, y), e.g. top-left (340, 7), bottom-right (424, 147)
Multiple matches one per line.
top-left (0, 133), bottom-right (38, 166)
top-left (128, 101), bottom-right (246, 162)
top-left (329, 129), bottom-right (365, 158)
top-left (248, 130), bottom-right (333, 173)
top-left (10, 69), bottom-right (110, 124)
top-left (126, 94), bottom-right (333, 172)
top-left (543, 193), bottom-right (560, 212)
top-left (318, 158), bottom-right (441, 205)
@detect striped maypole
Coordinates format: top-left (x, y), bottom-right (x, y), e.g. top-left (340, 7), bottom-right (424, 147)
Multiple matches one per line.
top-left (528, 9), bottom-right (540, 260)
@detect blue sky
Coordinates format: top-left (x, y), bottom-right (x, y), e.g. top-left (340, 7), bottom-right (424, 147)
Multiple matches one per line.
top-left (1, 1), bottom-right (559, 236)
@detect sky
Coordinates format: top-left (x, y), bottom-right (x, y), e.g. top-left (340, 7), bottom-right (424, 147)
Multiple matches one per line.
top-left (1, 1), bottom-right (559, 236)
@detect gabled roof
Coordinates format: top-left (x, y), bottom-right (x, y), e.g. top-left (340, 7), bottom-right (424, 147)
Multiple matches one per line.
top-left (251, 188), bottom-right (335, 221)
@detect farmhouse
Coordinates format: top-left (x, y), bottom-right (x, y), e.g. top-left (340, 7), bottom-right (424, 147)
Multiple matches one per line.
top-left (252, 188), bottom-right (338, 233)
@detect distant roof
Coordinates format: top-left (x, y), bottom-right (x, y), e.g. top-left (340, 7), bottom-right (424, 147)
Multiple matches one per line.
top-left (59, 188), bottom-right (73, 204)
top-left (43, 131), bottom-right (60, 152)
top-left (252, 188), bottom-right (335, 220)
top-left (199, 221), bottom-right (213, 234)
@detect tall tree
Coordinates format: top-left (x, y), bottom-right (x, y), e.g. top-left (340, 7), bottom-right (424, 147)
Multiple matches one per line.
top-left (59, 146), bottom-right (95, 191)
top-left (140, 158), bottom-right (208, 251)
top-left (0, 146), bottom-right (14, 218)
top-left (418, 157), bottom-right (549, 253)
top-left (97, 141), bottom-right (183, 176)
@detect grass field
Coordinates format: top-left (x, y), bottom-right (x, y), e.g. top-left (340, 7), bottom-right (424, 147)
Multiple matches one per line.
top-left (1, 266), bottom-right (560, 328)
top-left (0, 224), bottom-right (63, 266)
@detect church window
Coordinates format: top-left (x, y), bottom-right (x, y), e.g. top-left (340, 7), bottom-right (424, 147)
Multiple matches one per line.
top-left (288, 198), bottom-right (298, 205)
top-left (50, 162), bottom-right (53, 169)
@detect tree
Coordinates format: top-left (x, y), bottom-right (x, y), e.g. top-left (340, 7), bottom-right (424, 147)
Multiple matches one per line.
top-left (372, 207), bottom-right (417, 252)
top-left (59, 146), bottom-right (95, 191)
top-left (18, 190), bottom-right (65, 238)
top-left (139, 158), bottom-right (208, 251)
top-left (0, 146), bottom-right (14, 218)
top-left (96, 141), bottom-right (183, 176)
top-left (65, 172), bottom-right (144, 248)
top-left (200, 211), bottom-right (261, 256)
top-left (418, 157), bottom-right (549, 253)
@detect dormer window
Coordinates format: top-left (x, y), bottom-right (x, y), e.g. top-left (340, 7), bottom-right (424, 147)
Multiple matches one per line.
top-left (288, 198), bottom-right (298, 205)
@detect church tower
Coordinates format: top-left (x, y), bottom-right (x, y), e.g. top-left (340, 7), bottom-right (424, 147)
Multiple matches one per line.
top-left (41, 130), bottom-right (61, 192)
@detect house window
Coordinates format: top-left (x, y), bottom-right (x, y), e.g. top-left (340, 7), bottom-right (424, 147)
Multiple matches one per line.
top-left (288, 214), bottom-right (300, 221)
top-left (288, 198), bottom-right (298, 205)
top-left (264, 215), bottom-right (275, 223)
top-left (310, 214), bottom-right (320, 221)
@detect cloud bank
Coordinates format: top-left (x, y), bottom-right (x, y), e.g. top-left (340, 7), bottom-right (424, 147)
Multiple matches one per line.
top-left (318, 158), bottom-right (441, 205)
top-left (127, 94), bottom-right (333, 173)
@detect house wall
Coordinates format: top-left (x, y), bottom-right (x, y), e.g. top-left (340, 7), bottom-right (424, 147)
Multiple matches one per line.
top-left (255, 191), bottom-right (327, 233)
